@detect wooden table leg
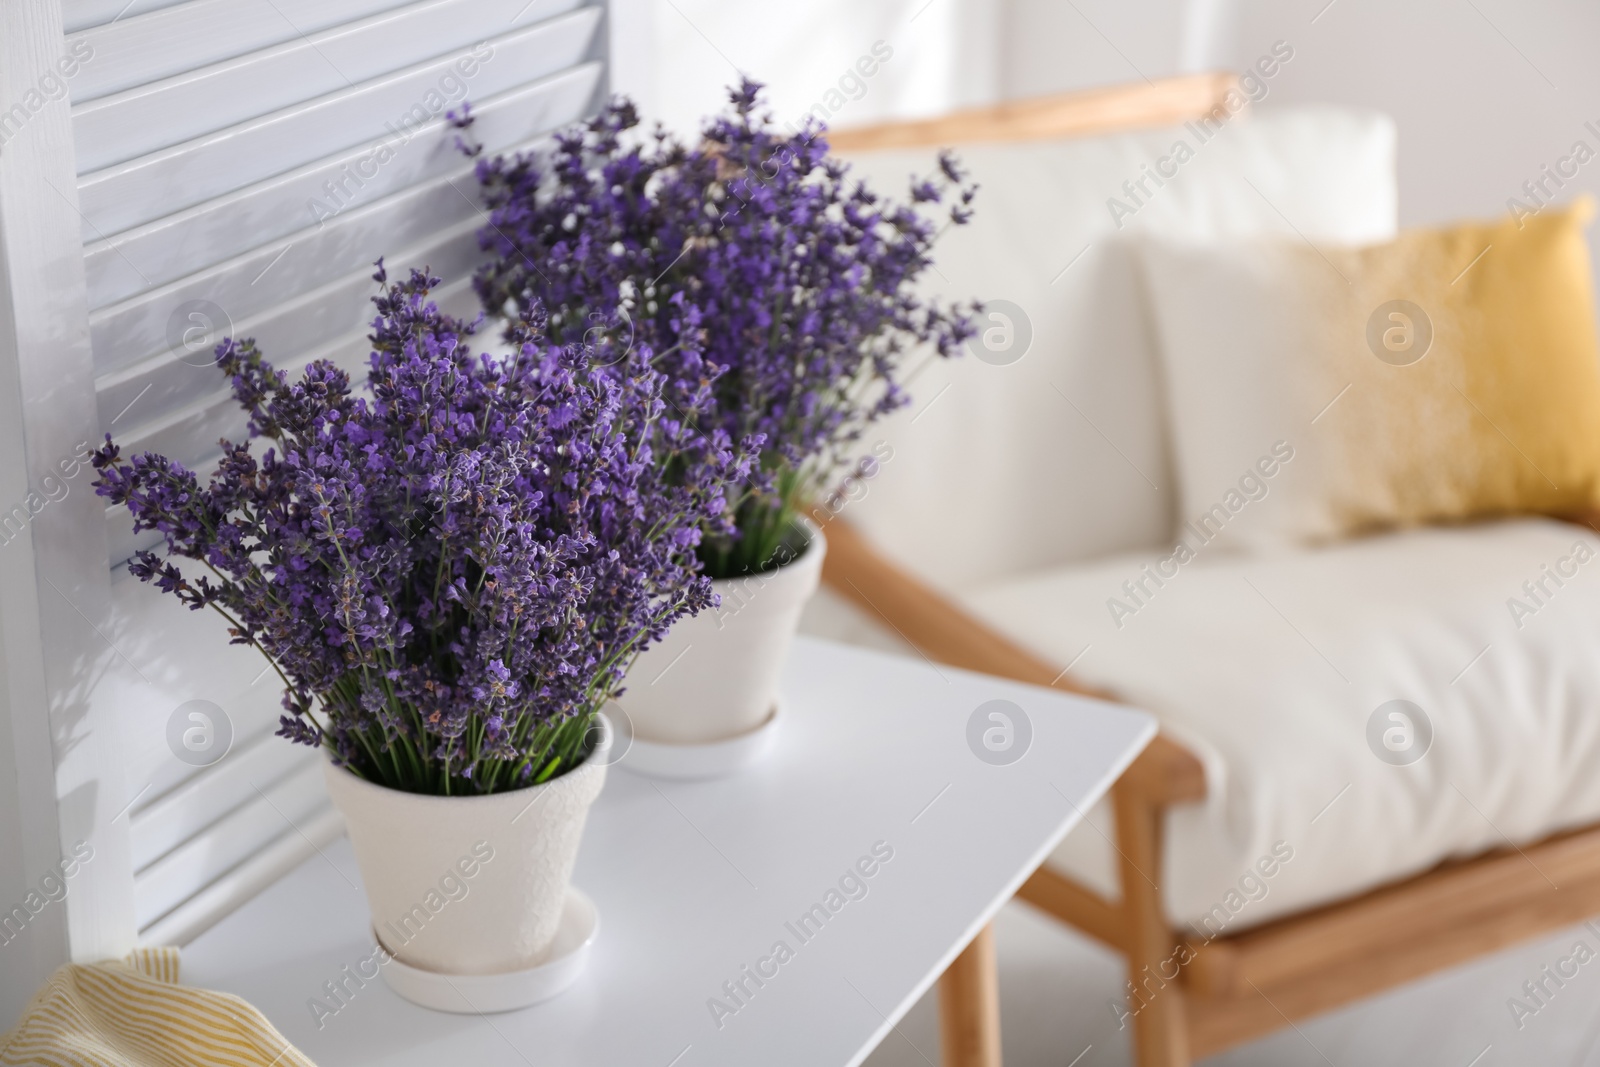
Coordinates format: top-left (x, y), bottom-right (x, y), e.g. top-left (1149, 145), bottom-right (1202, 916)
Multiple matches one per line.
top-left (939, 922), bottom-right (1002, 1067)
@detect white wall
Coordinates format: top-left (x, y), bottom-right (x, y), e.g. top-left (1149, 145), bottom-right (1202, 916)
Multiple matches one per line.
top-left (997, 0), bottom-right (1194, 100)
top-left (992, 0), bottom-right (1600, 237)
top-left (608, 0), bottom-right (999, 138)
top-left (1231, 0), bottom-right (1600, 233)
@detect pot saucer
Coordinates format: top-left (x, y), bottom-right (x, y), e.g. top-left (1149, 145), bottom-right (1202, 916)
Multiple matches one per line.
top-left (377, 887), bottom-right (598, 1013)
top-left (619, 699), bottom-right (782, 780)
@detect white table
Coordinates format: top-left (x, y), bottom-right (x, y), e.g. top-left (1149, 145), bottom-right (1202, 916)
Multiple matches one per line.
top-left (185, 636), bottom-right (1153, 1066)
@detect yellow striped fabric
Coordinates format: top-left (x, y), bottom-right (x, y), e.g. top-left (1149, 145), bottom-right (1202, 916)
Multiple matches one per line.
top-left (0, 948), bottom-right (314, 1067)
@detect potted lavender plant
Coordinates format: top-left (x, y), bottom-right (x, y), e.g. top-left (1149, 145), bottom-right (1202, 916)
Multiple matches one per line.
top-left (459, 80), bottom-right (976, 768)
top-left (94, 266), bottom-right (748, 1003)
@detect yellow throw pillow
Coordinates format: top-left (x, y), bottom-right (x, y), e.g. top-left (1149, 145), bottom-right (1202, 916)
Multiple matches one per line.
top-left (1140, 197), bottom-right (1600, 550)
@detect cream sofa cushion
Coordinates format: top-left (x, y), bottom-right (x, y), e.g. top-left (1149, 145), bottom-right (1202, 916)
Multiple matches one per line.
top-left (954, 519), bottom-right (1600, 932)
top-left (1139, 201), bottom-right (1600, 552)
top-left (832, 106), bottom-right (1396, 592)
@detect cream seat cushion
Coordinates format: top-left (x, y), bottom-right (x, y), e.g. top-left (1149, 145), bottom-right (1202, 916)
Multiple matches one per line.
top-left (954, 519), bottom-right (1600, 933)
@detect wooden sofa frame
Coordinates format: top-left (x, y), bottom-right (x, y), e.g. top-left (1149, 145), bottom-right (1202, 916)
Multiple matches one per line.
top-left (823, 82), bottom-right (1600, 1065)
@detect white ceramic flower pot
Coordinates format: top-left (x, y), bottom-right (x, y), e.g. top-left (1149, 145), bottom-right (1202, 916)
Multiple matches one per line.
top-left (620, 520), bottom-right (826, 745)
top-left (321, 716), bottom-right (610, 980)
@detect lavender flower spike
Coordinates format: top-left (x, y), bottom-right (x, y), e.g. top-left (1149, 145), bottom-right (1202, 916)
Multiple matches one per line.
top-left (95, 266), bottom-right (752, 795)
top-left (460, 78), bottom-right (979, 577)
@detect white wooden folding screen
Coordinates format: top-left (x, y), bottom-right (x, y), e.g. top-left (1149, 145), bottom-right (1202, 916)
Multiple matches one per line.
top-left (0, 0), bottom-right (607, 1025)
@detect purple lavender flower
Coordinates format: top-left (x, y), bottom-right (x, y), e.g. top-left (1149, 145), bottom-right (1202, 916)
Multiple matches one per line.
top-left (95, 265), bottom-right (751, 795)
top-left (458, 78), bottom-right (978, 576)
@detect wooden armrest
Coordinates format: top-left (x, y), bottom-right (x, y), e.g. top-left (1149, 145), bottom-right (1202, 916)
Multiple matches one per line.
top-left (1119, 734), bottom-right (1206, 805)
top-left (826, 73), bottom-right (1239, 152)
top-left (817, 514), bottom-right (1205, 805)
top-left (818, 513), bottom-right (1095, 693)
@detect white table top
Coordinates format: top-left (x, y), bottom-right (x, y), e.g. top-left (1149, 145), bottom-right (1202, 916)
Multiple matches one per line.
top-left (184, 636), bottom-right (1154, 1066)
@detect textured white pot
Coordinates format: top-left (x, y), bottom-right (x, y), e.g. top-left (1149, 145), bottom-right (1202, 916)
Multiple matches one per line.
top-left (321, 716), bottom-right (610, 976)
top-left (620, 521), bottom-right (826, 744)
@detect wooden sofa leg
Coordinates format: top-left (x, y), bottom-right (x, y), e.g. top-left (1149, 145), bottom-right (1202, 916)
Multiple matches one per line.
top-left (939, 923), bottom-right (1002, 1067)
top-left (1114, 780), bottom-right (1191, 1067)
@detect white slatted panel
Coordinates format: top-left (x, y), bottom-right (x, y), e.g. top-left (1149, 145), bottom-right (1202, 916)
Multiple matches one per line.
top-left (129, 728), bottom-right (311, 870)
top-left (84, 66), bottom-right (597, 327)
top-left (70, 0), bottom-right (433, 98)
top-left (71, 0), bottom-right (608, 944)
top-left (77, 17), bottom-right (601, 235)
top-left (134, 759), bottom-right (327, 929)
top-left (73, 0), bottom-right (588, 171)
top-left (63, 0), bottom-right (181, 33)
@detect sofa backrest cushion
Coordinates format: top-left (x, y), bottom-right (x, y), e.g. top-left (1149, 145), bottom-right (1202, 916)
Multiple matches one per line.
top-left (1140, 199), bottom-right (1600, 552)
top-left (831, 106), bottom-right (1398, 592)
